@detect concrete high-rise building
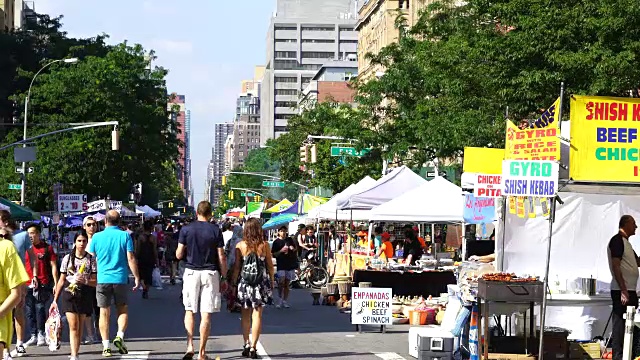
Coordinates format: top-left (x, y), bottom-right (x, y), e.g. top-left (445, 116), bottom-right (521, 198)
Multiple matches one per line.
top-left (0, 0), bottom-right (15, 31)
top-left (260, 0), bottom-right (358, 145)
top-left (299, 60), bottom-right (358, 107)
top-left (12, 0), bottom-right (34, 30)
top-left (204, 160), bottom-right (215, 203)
top-left (168, 94), bottom-right (190, 201)
top-left (232, 80), bottom-right (262, 169)
top-left (210, 122), bottom-right (234, 205)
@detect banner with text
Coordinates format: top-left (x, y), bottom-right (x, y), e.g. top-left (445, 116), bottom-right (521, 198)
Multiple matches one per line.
top-left (570, 95), bottom-right (640, 181)
top-left (463, 194), bottom-right (496, 224)
top-left (473, 174), bottom-right (502, 197)
top-left (351, 287), bottom-right (392, 326)
top-left (501, 160), bottom-right (559, 197)
top-left (505, 97), bottom-right (561, 161)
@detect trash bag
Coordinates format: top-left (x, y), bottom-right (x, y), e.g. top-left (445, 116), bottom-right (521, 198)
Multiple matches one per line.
top-left (152, 267), bottom-right (163, 289)
top-left (45, 307), bottom-right (62, 351)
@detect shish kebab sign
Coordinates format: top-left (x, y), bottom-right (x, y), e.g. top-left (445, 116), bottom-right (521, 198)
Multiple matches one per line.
top-left (501, 160), bottom-right (559, 197)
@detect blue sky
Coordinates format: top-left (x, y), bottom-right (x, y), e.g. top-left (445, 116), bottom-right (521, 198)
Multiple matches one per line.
top-left (36, 0), bottom-right (275, 202)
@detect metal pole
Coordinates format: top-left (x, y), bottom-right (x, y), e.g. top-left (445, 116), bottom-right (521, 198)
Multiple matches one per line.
top-left (623, 305), bottom-right (634, 360)
top-left (557, 82), bottom-right (565, 131)
top-left (537, 199), bottom-right (556, 359)
top-left (20, 96), bottom-right (28, 205)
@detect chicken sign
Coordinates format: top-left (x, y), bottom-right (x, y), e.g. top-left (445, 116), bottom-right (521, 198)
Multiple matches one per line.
top-left (473, 174), bottom-right (502, 198)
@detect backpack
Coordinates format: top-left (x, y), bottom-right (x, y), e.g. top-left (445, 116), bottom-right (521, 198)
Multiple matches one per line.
top-left (241, 251), bottom-right (264, 286)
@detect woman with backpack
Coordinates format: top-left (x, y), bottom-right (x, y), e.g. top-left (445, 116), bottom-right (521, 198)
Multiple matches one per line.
top-left (231, 218), bottom-right (274, 359)
top-left (50, 231), bottom-right (97, 360)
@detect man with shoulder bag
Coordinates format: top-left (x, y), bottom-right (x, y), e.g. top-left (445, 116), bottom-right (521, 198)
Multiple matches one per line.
top-left (24, 224), bottom-right (58, 346)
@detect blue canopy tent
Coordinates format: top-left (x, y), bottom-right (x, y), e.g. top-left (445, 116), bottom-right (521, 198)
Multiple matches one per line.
top-left (271, 200), bottom-right (299, 216)
top-left (262, 213), bottom-right (298, 230)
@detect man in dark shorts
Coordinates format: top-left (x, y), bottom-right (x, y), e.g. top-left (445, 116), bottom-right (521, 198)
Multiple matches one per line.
top-left (272, 225), bottom-right (297, 309)
top-left (88, 210), bottom-right (140, 357)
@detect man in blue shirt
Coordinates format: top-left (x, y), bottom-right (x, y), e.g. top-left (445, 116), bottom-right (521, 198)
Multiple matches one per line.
top-left (88, 210), bottom-right (140, 357)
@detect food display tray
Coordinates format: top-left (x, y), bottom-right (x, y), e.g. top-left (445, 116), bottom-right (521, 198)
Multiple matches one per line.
top-left (477, 279), bottom-right (544, 303)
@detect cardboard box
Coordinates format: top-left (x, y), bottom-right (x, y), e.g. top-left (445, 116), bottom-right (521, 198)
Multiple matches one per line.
top-left (569, 342), bottom-right (601, 359)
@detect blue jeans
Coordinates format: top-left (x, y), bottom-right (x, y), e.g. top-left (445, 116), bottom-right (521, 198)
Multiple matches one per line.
top-left (25, 287), bottom-right (52, 337)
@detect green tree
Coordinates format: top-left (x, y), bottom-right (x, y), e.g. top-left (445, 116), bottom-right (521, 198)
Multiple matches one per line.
top-left (0, 40), bottom-right (180, 210)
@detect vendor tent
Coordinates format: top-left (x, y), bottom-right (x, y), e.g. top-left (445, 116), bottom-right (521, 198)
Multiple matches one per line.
top-left (0, 198), bottom-right (39, 221)
top-left (263, 199), bottom-right (293, 213)
top-left (337, 166), bottom-right (427, 210)
top-left (262, 213), bottom-right (298, 230)
top-left (308, 176), bottom-right (376, 220)
top-left (369, 176), bottom-right (464, 222)
top-left (118, 206), bottom-right (137, 217)
top-left (272, 200), bottom-right (298, 216)
top-left (301, 195), bottom-right (328, 213)
top-left (136, 205), bottom-right (161, 218)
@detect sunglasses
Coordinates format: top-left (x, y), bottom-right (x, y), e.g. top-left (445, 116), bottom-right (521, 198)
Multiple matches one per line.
top-left (0, 233), bottom-right (9, 239)
top-left (85, 223), bottom-right (97, 227)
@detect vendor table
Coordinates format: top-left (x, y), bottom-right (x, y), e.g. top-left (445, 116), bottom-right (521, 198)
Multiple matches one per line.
top-left (352, 269), bottom-right (456, 298)
top-left (334, 253), bottom-right (371, 276)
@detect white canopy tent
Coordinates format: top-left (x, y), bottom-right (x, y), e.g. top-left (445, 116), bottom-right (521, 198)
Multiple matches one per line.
top-left (136, 205), bottom-right (162, 218)
top-left (308, 176), bottom-right (377, 220)
top-left (337, 166), bottom-right (427, 210)
top-left (369, 176), bottom-right (465, 223)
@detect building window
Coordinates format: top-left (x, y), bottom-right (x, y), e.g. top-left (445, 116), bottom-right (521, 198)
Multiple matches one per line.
top-left (340, 40), bottom-right (358, 44)
top-left (301, 52), bottom-right (335, 59)
top-left (302, 39), bottom-right (334, 43)
top-left (275, 126), bottom-right (288, 132)
top-left (301, 26), bottom-right (334, 31)
top-left (275, 101), bottom-right (297, 108)
top-left (275, 89), bottom-right (299, 96)
top-left (275, 39), bottom-right (297, 43)
top-left (274, 60), bottom-right (299, 70)
top-left (275, 76), bottom-right (297, 83)
top-left (275, 51), bottom-right (297, 59)
top-left (275, 114), bottom-right (294, 120)
top-left (301, 64), bottom-right (322, 70)
top-left (239, 151), bottom-right (244, 157)
top-left (275, 25), bottom-right (297, 31)
top-left (339, 27), bottom-right (354, 32)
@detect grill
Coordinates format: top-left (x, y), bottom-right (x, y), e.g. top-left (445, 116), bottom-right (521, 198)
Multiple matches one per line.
top-left (478, 279), bottom-right (544, 303)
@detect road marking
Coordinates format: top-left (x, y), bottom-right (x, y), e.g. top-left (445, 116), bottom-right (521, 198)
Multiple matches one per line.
top-left (373, 352), bottom-right (408, 360)
top-left (345, 334), bottom-right (355, 337)
top-left (118, 351), bottom-right (151, 359)
top-left (250, 335), bottom-right (271, 360)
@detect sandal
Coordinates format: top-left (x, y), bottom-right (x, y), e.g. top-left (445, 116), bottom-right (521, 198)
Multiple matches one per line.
top-left (242, 344), bottom-right (251, 357)
top-left (182, 351), bottom-right (195, 360)
top-left (250, 347), bottom-right (258, 359)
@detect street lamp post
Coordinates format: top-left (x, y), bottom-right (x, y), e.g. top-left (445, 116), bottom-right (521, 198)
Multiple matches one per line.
top-left (21, 58), bottom-right (79, 206)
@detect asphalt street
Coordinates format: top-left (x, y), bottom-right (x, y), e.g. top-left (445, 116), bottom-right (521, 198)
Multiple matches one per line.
top-left (22, 279), bottom-right (413, 359)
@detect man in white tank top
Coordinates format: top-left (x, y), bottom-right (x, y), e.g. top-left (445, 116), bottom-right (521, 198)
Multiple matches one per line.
top-left (607, 215), bottom-right (639, 360)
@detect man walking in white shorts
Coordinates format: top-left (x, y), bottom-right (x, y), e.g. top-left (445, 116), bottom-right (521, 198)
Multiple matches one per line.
top-left (176, 201), bottom-right (228, 360)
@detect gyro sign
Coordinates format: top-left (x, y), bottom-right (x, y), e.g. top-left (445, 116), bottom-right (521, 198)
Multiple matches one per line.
top-left (473, 174), bottom-right (502, 198)
top-left (501, 160), bottom-right (559, 197)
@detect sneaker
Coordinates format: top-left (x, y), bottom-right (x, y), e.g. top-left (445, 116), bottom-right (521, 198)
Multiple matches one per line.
top-left (36, 333), bottom-right (45, 346)
top-left (3, 352), bottom-right (13, 360)
top-left (142, 289), bottom-right (149, 299)
top-left (170, 278), bottom-right (176, 285)
top-left (15, 344), bottom-right (26, 357)
top-left (24, 336), bottom-right (36, 347)
top-left (102, 348), bottom-right (112, 357)
top-left (113, 336), bottom-right (128, 355)
top-left (275, 301), bottom-right (282, 309)
top-left (282, 301), bottom-right (291, 309)
top-left (83, 335), bottom-right (96, 345)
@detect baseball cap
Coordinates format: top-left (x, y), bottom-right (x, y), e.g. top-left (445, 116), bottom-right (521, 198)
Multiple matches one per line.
top-left (381, 232), bottom-right (391, 240)
top-left (82, 216), bottom-right (96, 227)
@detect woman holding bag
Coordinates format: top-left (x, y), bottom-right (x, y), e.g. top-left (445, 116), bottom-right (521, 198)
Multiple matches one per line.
top-left (50, 231), bottom-right (97, 360)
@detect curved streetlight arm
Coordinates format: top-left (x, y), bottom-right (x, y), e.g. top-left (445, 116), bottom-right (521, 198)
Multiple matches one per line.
top-left (229, 187), bottom-right (267, 198)
top-left (0, 121), bottom-right (119, 152)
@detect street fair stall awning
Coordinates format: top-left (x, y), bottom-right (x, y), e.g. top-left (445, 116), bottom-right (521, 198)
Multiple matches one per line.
top-left (263, 199), bottom-right (293, 214)
top-left (0, 198), bottom-right (39, 221)
top-left (337, 166), bottom-right (427, 210)
top-left (118, 206), bottom-right (137, 217)
top-left (136, 205), bottom-right (162, 218)
top-left (272, 200), bottom-right (298, 216)
top-left (369, 176), bottom-right (465, 223)
top-left (301, 194), bottom-right (328, 213)
top-left (246, 202), bottom-right (264, 219)
top-left (262, 213), bottom-right (298, 230)
top-left (308, 176), bottom-right (376, 220)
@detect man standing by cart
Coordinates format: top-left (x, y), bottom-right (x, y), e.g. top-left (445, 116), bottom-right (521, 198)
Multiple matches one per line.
top-left (608, 214), bottom-right (640, 360)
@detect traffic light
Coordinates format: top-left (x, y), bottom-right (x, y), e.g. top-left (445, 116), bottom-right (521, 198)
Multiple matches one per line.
top-left (310, 144), bottom-right (317, 163)
top-left (228, 190), bottom-right (234, 200)
top-left (255, 195), bottom-right (261, 202)
top-left (222, 176), bottom-right (227, 185)
top-left (300, 145), bottom-right (308, 163)
top-left (168, 202), bottom-right (174, 208)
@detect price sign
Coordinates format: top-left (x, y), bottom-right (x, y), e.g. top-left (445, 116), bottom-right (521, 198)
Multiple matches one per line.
top-left (350, 287), bottom-right (393, 325)
top-left (58, 194), bottom-right (87, 213)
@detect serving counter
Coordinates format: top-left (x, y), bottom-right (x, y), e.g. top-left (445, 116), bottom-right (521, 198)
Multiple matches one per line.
top-left (352, 269), bottom-right (456, 298)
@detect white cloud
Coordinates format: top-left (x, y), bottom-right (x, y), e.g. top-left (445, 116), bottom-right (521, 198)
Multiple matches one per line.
top-left (150, 39), bottom-right (193, 55)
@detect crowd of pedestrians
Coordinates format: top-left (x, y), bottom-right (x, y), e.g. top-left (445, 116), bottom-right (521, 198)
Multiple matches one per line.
top-left (0, 200), bottom-right (286, 360)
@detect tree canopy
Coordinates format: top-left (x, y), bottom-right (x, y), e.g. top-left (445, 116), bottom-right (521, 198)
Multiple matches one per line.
top-left (267, 0), bottom-right (640, 190)
top-left (0, 15), bottom-right (182, 211)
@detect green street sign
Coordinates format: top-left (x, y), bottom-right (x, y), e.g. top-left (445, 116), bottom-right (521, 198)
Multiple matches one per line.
top-left (8, 184), bottom-right (21, 190)
top-left (240, 192), bottom-right (255, 197)
top-left (330, 146), bottom-right (370, 157)
top-left (262, 181), bottom-right (285, 188)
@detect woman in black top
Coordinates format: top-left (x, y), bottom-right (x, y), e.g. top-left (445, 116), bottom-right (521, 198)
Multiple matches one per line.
top-left (403, 227), bottom-right (423, 265)
top-left (135, 221), bottom-right (158, 299)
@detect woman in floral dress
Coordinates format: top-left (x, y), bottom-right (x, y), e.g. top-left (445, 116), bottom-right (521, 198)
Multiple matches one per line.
top-left (231, 218), bottom-right (274, 359)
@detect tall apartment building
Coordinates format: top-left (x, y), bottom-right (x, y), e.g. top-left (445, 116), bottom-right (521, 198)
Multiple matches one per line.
top-left (299, 60), bottom-right (358, 107)
top-left (0, 0), bottom-right (15, 31)
top-left (357, 0), bottom-right (435, 80)
top-left (168, 94), bottom-right (190, 201)
top-left (232, 85), bottom-right (261, 169)
top-left (210, 122), bottom-right (234, 205)
top-left (260, 0), bottom-right (359, 145)
top-left (204, 160), bottom-right (215, 203)
top-left (12, 0), bottom-right (35, 30)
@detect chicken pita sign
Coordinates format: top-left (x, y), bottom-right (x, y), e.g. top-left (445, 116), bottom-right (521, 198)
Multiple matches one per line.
top-left (473, 174), bottom-right (502, 198)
